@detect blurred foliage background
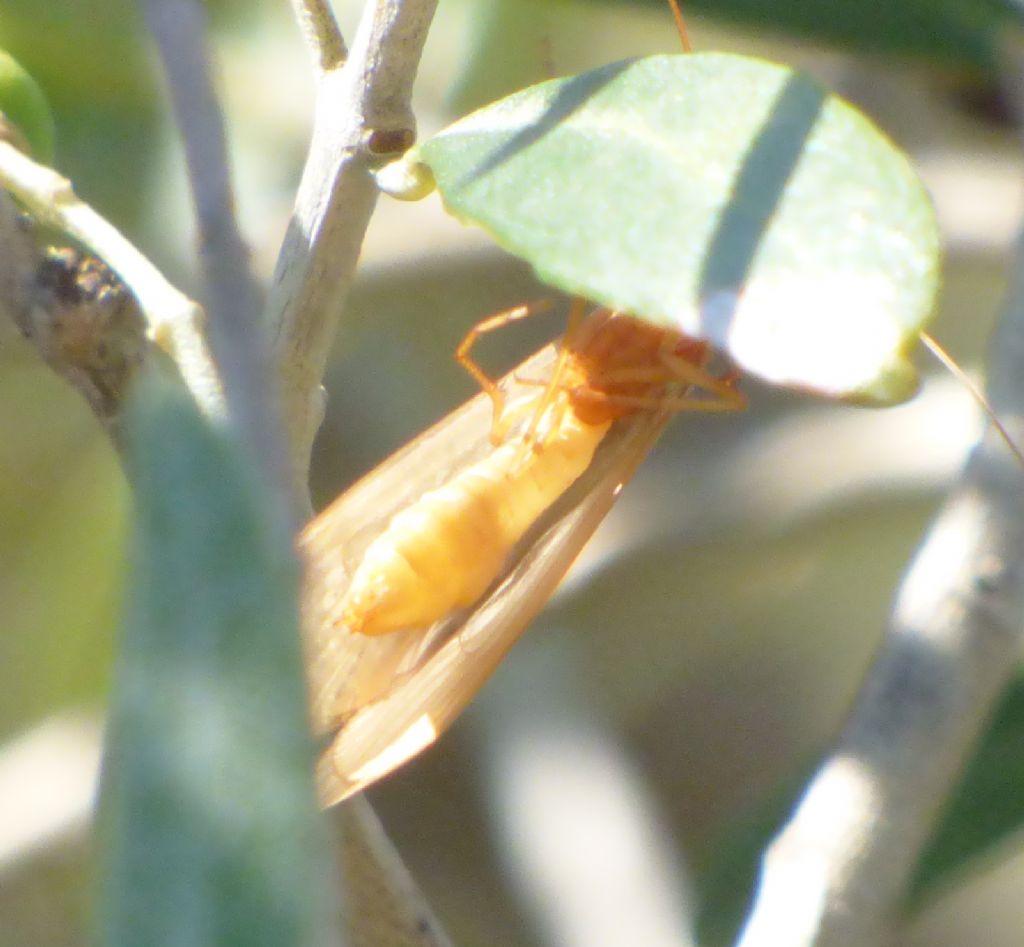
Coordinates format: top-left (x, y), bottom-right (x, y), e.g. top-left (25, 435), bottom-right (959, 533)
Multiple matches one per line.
top-left (2, 0), bottom-right (1023, 944)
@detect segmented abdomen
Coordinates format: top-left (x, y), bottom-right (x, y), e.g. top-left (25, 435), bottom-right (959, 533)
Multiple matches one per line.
top-left (342, 408), bottom-right (611, 636)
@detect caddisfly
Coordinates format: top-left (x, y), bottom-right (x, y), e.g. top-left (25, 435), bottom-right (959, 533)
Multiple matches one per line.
top-left (300, 299), bottom-right (744, 804)
top-left (299, 0), bottom-right (1024, 806)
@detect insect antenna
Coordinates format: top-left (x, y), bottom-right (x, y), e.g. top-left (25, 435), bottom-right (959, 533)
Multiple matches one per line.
top-left (666, 0), bottom-right (692, 53)
top-left (919, 331), bottom-right (1024, 468)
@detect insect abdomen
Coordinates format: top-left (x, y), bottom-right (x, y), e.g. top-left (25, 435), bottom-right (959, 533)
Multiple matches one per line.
top-left (342, 411), bottom-right (611, 636)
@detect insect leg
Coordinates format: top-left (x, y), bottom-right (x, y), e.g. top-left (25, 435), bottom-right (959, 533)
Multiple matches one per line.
top-left (582, 359), bottom-right (744, 408)
top-left (520, 298), bottom-right (588, 452)
top-left (572, 388), bottom-right (744, 414)
top-left (455, 299), bottom-right (553, 444)
top-left (658, 348), bottom-right (747, 410)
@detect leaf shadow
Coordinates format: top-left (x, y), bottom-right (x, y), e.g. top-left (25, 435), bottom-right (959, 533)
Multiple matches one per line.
top-left (696, 74), bottom-right (827, 339)
top-left (454, 58), bottom-right (635, 189)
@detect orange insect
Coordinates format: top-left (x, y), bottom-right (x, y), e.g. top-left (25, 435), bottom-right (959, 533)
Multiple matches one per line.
top-left (300, 300), bottom-right (744, 804)
top-left (302, 0), bottom-right (1021, 806)
top-left (340, 301), bottom-right (742, 638)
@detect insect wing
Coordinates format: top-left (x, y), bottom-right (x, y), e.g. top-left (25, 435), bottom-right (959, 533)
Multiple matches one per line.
top-left (301, 348), bottom-right (671, 804)
top-left (300, 344), bottom-right (564, 733)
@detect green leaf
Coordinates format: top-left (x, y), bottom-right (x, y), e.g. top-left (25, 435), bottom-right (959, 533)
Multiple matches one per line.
top-left (909, 672), bottom-right (1024, 906)
top-left (419, 53), bottom-right (941, 403)
top-left (0, 49), bottom-right (55, 162)
top-left (693, 758), bottom-right (817, 946)
top-left (96, 370), bottom-right (337, 947)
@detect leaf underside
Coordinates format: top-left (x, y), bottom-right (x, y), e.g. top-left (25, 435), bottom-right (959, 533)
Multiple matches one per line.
top-left (421, 52), bottom-right (941, 403)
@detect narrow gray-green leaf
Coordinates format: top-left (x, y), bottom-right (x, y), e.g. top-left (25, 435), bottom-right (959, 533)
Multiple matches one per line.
top-left (420, 53), bottom-right (941, 403)
top-left (96, 369), bottom-right (338, 947)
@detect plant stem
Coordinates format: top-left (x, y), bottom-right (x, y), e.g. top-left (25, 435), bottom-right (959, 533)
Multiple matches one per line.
top-left (290, 0), bottom-right (347, 72)
top-left (268, 0), bottom-right (439, 514)
top-left (142, 0), bottom-right (289, 507)
top-left (737, 206), bottom-right (1024, 947)
top-left (0, 141), bottom-right (224, 419)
